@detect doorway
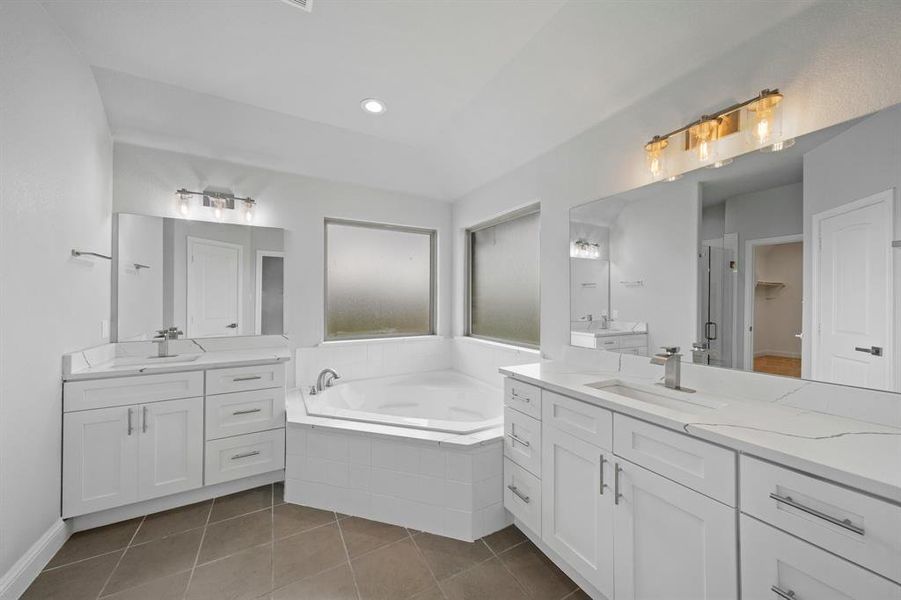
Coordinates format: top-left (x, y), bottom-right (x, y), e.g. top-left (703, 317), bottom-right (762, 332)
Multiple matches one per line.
top-left (744, 236), bottom-right (803, 378)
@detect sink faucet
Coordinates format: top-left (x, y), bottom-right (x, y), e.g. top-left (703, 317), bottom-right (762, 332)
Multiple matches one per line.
top-left (152, 326), bottom-right (183, 358)
top-left (316, 368), bottom-right (341, 392)
top-left (650, 346), bottom-right (683, 390)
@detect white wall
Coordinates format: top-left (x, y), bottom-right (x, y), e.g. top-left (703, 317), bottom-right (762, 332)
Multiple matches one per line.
top-left (113, 143), bottom-right (453, 351)
top-left (0, 0), bottom-right (112, 580)
top-left (453, 1), bottom-right (901, 360)
top-left (802, 104), bottom-right (901, 383)
top-left (116, 214), bottom-right (163, 340)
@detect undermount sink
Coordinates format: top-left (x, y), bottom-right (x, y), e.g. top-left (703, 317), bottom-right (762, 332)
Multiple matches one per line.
top-left (585, 379), bottom-right (727, 414)
top-left (111, 354), bottom-right (201, 367)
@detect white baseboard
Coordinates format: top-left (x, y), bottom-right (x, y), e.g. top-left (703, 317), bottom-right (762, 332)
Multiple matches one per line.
top-left (0, 519), bottom-right (70, 600)
top-left (71, 470), bottom-right (283, 532)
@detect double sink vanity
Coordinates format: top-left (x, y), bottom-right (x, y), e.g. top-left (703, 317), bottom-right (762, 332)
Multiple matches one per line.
top-left (501, 359), bottom-right (901, 600)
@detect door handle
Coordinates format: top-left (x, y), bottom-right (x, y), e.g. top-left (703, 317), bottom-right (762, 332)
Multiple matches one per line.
top-left (614, 463), bottom-right (622, 505)
top-left (771, 585), bottom-right (797, 600)
top-left (226, 323), bottom-right (238, 329)
top-left (142, 406), bottom-right (148, 433)
top-left (854, 346), bottom-right (883, 356)
top-left (599, 454), bottom-right (607, 495)
top-left (127, 408), bottom-right (134, 436)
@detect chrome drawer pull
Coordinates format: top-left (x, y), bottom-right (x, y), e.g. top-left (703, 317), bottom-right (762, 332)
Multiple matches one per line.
top-left (769, 493), bottom-right (864, 535)
top-left (232, 407), bottom-right (262, 416)
top-left (771, 585), bottom-right (797, 600)
top-left (233, 375), bottom-right (263, 382)
top-left (506, 432), bottom-right (530, 447)
top-left (507, 484), bottom-right (530, 503)
top-left (599, 454), bottom-right (607, 495)
top-left (231, 450), bottom-right (261, 460)
top-left (142, 406), bottom-right (148, 433)
top-left (614, 463), bottom-right (622, 505)
top-left (510, 391), bottom-right (531, 403)
top-left (127, 408), bottom-right (134, 436)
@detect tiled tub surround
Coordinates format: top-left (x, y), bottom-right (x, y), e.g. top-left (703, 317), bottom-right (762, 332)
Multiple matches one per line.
top-left (500, 354), bottom-right (901, 599)
top-left (286, 388), bottom-right (509, 542)
top-left (25, 483), bottom-right (587, 600)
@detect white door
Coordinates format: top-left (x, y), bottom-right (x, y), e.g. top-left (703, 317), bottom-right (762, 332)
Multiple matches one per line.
top-left (138, 397), bottom-right (204, 501)
top-left (813, 190), bottom-right (893, 391)
top-left (741, 515), bottom-right (901, 600)
top-left (613, 460), bottom-right (737, 600)
top-left (63, 406), bottom-right (139, 518)
top-left (541, 425), bottom-right (614, 599)
top-left (187, 237), bottom-right (243, 337)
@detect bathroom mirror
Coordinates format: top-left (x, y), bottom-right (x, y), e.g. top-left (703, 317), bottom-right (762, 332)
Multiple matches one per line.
top-left (570, 102), bottom-right (901, 394)
top-left (114, 213), bottom-right (285, 341)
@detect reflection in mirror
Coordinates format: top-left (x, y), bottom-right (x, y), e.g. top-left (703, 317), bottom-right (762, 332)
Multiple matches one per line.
top-left (115, 214), bottom-right (285, 341)
top-left (570, 103), bottom-right (901, 394)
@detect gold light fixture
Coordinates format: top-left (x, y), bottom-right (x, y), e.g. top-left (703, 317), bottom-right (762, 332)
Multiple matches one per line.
top-left (644, 88), bottom-right (792, 180)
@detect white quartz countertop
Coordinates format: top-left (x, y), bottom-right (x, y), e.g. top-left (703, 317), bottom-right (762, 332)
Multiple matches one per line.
top-left (64, 341), bottom-right (291, 381)
top-left (500, 361), bottom-right (901, 504)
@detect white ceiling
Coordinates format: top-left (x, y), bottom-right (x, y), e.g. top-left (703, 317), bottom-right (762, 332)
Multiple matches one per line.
top-left (43, 0), bottom-right (816, 199)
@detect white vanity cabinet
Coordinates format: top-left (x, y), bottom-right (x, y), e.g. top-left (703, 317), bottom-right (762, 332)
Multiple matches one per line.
top-left (63, 362), bottom-right (286, 519)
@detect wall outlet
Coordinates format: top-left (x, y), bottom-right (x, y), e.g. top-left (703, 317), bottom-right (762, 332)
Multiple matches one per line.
top-left (101, 319), bottom-right (110, 340)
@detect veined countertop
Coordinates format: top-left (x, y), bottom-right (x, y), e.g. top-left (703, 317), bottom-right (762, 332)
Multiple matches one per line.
top-left (63, 337), bottom-right (291, 381)
top-left (500, 361), bottom-right (901, 504)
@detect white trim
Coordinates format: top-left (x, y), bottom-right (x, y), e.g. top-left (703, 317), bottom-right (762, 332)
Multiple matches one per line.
top-left (456, 334), bottom-right (541, 356)
top-left (254, 250), bottom-right (285, 335)
top-left (742, 234), bottom-right (803, 371)
top-left (186, 236), bottom-right (244, 338)
top-left (810, 189), bottom-right (894, 388)
top-left (0, 519), bottom-right (70, 600)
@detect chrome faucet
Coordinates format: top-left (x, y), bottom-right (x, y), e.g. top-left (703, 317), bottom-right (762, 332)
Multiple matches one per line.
top-left (650, 346), bottom-right (684, 390)
top-left (152, 326), bottom-right (183, 358)
top-left (316, 368), bottom-right (341, 392)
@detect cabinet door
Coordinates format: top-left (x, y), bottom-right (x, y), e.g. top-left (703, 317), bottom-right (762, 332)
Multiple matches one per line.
top-left (741, 515), bottom-right (901, 600)
top-left (138, 397), bottom-right (204, 501)
top-left (614, 459), bottom-right (737, 600)
top-left (541, 425), bottom-right (614, 599)
top-left (63, 406), bottom-right (139, 518)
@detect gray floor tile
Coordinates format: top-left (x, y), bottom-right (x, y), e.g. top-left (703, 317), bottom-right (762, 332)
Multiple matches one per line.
top-left (270, 563), bottom-right (357, 600)
top-left (273, 503), bottom-right (335, 539)
top-left (482, 525), bottom-right (527, 554)
top-left (46, 518), bottom-right (140, 569)
top-left (440, 558), bottom-right (525, 600)
top-left (339, 516), bottom-right (408, 558)
top-left (352, 538), bottom-right (434, 600)
top-left (273, 522), bottom-right (347, 589)
top-left (24, 551), bottom-right (122, 600)
top-left (198, 509), bottom-right (272, 564)
top-left (413, 533), bottom-right (493, 581)
top-left (187, 544), bottom-right (273, 600)
top-left (132, 500), bottom-right (211, 544)
top-left (209, 485), bottom-right (273, 523)
top-left (104, 528), bottom-right (203, 595)
top-left (498, 541), bottom-right (577, 600)
top-left (100, 570), bottom-right (191, 600)
top-left (273, 482), bottom-right (285, 506)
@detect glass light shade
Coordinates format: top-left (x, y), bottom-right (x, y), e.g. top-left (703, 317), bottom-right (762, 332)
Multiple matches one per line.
top-left (745, 90), bottom-right (783, 148)
top-left (176, 192), bottom-right (191, 216)
top-left (212, 198), bottom-right (224, 221)
top-left (570, 239), bottom-right (602, 260)
top-left (644, 137), bottom-right (669, 180)
top-left (690, 117), bottom-right (721, 165)
top-left (243, 201), bottom-right (255, 223)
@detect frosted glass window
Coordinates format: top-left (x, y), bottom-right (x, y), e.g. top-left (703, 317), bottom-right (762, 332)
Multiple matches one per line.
top-left (468, 210), bottom-right (540, 347)
top-left (325, 220), bottom-right (435, 340)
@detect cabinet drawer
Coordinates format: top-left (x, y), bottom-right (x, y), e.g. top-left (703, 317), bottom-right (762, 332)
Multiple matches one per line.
top-left (741, 455), bottom-right (901, 583)
top-left (504, 458), bottom-right (541, 538)
top-left (206, 388), bottom-right (286, 440)
top-left (542, 391), bottom-right (612, 450)
top-left (613, 413), bottom-right (735, 505)
top-left (204, 429), bottom-right (285, 485)
top-left (64, 371), bottom-right (203, 412)
top-left (617, 334), bottom-right (648, 349)
top-left (597, 337), bottom-right (619, 350)
top-left (504, 407), bottom-right (541, 477)
top-left (206, 363), bottom-right (285, 396)
top-left (504, 378), bottom-right (541, 420)
top-left (741, 515), bottom-right (901, 600)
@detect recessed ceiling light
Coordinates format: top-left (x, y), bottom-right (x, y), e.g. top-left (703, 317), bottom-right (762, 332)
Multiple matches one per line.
top-left (361, 98), bottom-right (386, 115)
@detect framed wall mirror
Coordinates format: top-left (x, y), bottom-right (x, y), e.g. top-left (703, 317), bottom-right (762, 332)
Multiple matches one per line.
top-left (113, 213), bottom-right (285, 341)
top-left (569, 102), bottom-right (901, 394)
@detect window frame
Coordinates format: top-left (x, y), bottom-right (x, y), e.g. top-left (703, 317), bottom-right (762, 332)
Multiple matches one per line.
top-left (464, 204), bottom-right (541, 350)
top-left (323, 217), bottom-right (437, 342)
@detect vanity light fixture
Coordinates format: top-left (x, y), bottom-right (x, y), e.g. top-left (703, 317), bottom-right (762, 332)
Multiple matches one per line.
top-left (570, 239), bottom-right (602, 260)
top-left (174, 188), bottom-right (257, 223)
top-left (644, 88), bottom-right (789, 180)
top-left (361, 98), bottom-right (387, 115)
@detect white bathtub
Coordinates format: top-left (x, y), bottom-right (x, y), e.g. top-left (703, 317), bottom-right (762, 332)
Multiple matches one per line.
top-left (302, 370), bottom-right (502, 434)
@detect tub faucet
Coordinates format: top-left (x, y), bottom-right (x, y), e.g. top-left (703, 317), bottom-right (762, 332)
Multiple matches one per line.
top-left (650, 346), bottom-right (683, 390)
top-left (316, 368), bottom-right (341, 392)
top-left (152, 326), bottom-right (183, 358)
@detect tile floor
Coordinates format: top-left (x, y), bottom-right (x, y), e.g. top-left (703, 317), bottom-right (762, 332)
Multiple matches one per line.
top-left (754, 355), bottom-right (802, 378)
top-left (25, 483), bottom-right (589, 600)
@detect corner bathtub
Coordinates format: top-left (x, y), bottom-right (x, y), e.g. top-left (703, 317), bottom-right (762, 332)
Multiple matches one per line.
top-left (302, 370), bottom-right (502, 434)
